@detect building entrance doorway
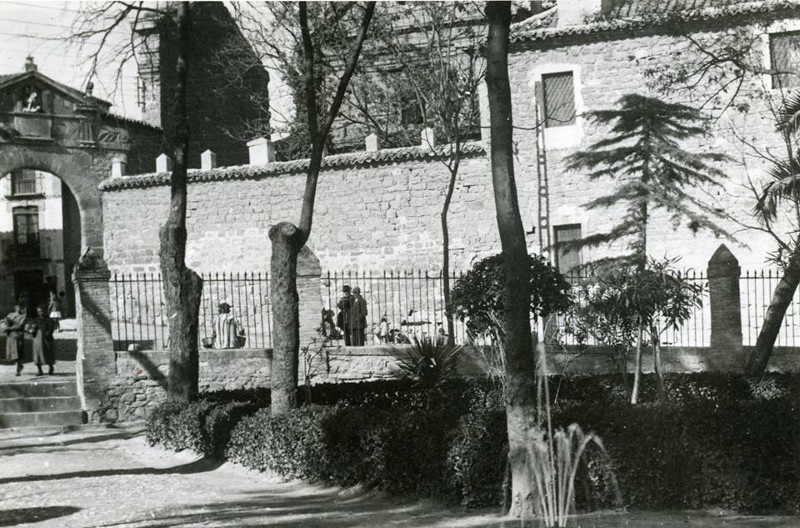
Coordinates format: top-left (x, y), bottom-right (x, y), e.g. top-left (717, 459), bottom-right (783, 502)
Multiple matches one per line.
top-left (0, 170), bottom-right (80, 318)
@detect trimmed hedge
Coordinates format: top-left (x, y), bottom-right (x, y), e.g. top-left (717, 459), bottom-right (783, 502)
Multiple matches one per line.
top-left (146, 373), bottom-right (800, 513)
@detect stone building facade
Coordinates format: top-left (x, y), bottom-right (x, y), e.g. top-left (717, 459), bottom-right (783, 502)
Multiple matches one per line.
top-left (504, 0), bottom-right (800, 273)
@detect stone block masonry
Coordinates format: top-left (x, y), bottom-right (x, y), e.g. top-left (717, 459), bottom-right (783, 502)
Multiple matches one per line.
top-left (101, 146), bottom-right (501, 275)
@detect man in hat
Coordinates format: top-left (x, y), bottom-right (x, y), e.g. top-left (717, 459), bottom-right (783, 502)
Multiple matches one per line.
top-left (337, 285), bottom-right (352, 346)
top-left (349, 286), bottom-right (368, 346)
top-left (3, 301), bottom-right (27, 376)
top-left (212, 299), bottom-right (242, 349)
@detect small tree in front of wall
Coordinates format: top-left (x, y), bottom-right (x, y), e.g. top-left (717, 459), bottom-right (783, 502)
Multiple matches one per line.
top-left (564, 94), bottom-right (729, 402)
top-left (450, 253), bottom-right (573, 342)
top-left (567, 258), bottom-right (703, 402)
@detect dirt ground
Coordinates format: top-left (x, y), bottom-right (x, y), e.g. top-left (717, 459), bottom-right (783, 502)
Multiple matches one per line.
top-left (0, 426), bottom-right (798, 527)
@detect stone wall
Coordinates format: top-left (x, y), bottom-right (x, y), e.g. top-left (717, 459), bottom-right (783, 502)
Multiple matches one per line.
top-left (105, 342), bottom-right (800, 422)
top-left (101, 149), bottom-right (499, 275)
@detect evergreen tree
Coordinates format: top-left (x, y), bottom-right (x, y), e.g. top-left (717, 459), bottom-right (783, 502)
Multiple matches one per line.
top-left (565, 94), bottom-right (729, 402)
top-left (565, 94), bottom-right (729, 271)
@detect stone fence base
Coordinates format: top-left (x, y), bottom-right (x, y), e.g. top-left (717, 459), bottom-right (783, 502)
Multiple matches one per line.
top-left (101, 344), bottom-right (800, 422)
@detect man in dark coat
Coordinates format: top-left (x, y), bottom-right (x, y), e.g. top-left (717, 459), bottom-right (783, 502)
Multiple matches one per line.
top-left (3, 301), bottom-right (27, 376)
top-left (29, 304), bottom-right (56, 376)
top-left (337, 285), bottom-right (352, 346)
top-left (349, 287), bottom-right (368, 346)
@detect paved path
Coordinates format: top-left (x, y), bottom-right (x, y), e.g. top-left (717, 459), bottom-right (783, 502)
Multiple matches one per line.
top-left (1, 427), bottom-right (799, 527)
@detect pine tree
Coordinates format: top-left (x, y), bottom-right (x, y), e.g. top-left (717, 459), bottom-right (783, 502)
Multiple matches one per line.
top-left (565, 93), bottom-right (729, 271)
top-left (565, 94), bottom-right (729, 402)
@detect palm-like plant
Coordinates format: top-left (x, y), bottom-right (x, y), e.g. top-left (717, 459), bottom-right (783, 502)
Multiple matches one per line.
top-left (747, 92), bottom-right (800, 374)
top-left (396, 335), bottom-right (462, 389)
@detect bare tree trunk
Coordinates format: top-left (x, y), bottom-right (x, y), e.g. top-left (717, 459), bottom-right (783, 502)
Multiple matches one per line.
top-left (486, 2), bottom-right (537, 519)
top-left (270, 2), bottom-right (375, 416)
top-left (441, 161), bottom-right (460, 345)
top-left (746, 250), bottom-right (800, 375)
top-left (652, 323), bottom-right (664, 401)
top-left (160, 1), bottom-right (203, 403)
top-left (631, 321), bottom-right (643, 405)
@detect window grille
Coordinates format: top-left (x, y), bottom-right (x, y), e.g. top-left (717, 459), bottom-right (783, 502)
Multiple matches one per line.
top-left (554, 224), bottom-right (582, 274)
top-left (13, 206), bottom-right (40, 257)
top-left (11, 171), bottom-right (39, 196)
top-left (770, 31), bottom-right (800, 88)
top-left (542, 72), bottom-right (576, 128)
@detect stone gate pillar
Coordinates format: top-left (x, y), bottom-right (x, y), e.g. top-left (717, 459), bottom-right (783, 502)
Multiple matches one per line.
top-left (297, 246), bottom-right (322, 350)
top-left (707, 244), bottom-right (743, 354)
top-left (72, 248), bottom-right (116, 423)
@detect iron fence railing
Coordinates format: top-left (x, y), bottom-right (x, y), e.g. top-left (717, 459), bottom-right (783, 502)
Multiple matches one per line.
top-left (321, 270), bottom-right (469, 345)
top-left (110, 272), bottom-right (271, 352)
top-left (109, 268), bottom-right (800, 352)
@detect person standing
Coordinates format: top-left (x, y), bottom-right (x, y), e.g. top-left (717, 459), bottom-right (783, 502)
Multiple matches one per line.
top-left (48, 291), bottom-right (63, 332)
top-left (349, 286), bottom-right (368, 346)
top-left (29, 304), bottom-right (56, 376)
top-left (337, 285), bottom-right (352, 346)
top-left (212, 301), bottom-right (243, 349)
top-left (4, 302), bottom-right (27, 376)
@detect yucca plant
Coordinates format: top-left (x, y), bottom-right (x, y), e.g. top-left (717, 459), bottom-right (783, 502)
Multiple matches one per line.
top-left (396, 336), bottom-right (462, 389)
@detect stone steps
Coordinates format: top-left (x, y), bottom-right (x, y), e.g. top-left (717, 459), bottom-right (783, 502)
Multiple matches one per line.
top-left (0, 378), bottom-right (85, 429)
top-left (0, 396), bottom-right (82, 413)
top-left (0, 380), bottom-right (77, 399)
top-left (0, 410), bottom-right (86, 429)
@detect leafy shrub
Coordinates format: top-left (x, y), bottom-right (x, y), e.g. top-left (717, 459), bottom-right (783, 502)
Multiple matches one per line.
top-left (450, 253), bottom-right (572, 336)
top-left (226, 405), bottom-right (333, 480)
top-left (145, 399), bottom-right (256, 456)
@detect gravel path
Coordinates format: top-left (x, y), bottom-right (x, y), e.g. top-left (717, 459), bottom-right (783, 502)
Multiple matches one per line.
top-left (0, 426), bottom-right (798, 527)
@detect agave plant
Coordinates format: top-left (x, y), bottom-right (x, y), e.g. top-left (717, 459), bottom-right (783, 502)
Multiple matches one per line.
top-left (396, 335), bottom-right (462, 389)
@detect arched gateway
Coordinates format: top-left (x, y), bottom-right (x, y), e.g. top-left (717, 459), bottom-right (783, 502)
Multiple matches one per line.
top-left (0, 58), bottom-right (161, 422)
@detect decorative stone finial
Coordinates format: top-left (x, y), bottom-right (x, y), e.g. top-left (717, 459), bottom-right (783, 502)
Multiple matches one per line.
top-left (201, 149), bottom-right (217, 170)
top-left (156, 153), bottom-right (173, 173)
top-left (246, 137), bottom-right (275, 165)
top-left (86, 81), bottom-right (94, 97)
top-left (421, 127), bottom-right (435, 148)
top-left (24, 56), bottom-right (37, 72)
top-left (366, 133), bottom-right (381, 152)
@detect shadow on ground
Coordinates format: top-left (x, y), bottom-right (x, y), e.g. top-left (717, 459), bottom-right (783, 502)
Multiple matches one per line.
top-left (0, 506), bottom-right (81, 526)
top-left (0, 456), bottom-right (224, 485)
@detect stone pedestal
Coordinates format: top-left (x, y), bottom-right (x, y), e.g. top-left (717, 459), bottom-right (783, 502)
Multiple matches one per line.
top-left (73, 248), bottom-right (115, 422)
top-left (708, 244), bottom-right (743, 358)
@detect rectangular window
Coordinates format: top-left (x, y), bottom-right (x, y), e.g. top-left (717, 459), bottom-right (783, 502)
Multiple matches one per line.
top-left (770, 31), bottom-right (800, 88)
top-left (554, 224), bottom-right (582, 275)
top-left (542, 72), bottom-right (576, 128)
top-left (11, 171), bottom-right (38, 196)
top-left (13, 206), bottom-right (40, 257)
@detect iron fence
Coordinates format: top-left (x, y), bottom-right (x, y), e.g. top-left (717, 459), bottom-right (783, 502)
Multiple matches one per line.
top-left (110, 272), bottom-right (271, 352)
top-left (740, 270), bottom-right (800, 347)
top-left (321, 270), bottom-right (469, 345)
top-left (549, 270), bottom-right (711, 348)
top-left (109, 267), bottom-right (800, 352)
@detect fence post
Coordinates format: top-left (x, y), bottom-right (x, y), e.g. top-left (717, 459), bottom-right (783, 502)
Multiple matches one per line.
top-left (707, 244), bottom-right (743, 355)
top-left (72, 248), bottom-right (116, 423)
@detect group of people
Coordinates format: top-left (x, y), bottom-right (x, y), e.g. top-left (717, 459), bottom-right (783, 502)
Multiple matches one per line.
top-left (3, 295), bottom-right (60, 376)
top-left (335, 285), bottom-right (368, 346)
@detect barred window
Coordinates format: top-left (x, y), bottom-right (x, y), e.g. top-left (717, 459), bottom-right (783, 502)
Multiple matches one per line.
top-left (554, 224), bottom-right (582, 274)
top-left (542, 72), bottom-right (576, 128)
top-left (770, 31), bottom-right (800, 89)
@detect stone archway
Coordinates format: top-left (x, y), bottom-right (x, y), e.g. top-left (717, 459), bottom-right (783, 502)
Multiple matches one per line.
top-left (0, 64), bottom-right (162, 422)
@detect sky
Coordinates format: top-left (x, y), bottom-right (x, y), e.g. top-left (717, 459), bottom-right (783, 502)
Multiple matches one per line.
top-left (0, 1), bottom-right (293, 134)
top-left (0, 1), bottom-right (149, 119)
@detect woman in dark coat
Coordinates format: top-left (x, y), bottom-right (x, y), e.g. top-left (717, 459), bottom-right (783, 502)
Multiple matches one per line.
top-left (28, 304), bottom-right (56, 376)
top-left (3, 302), bottom-right (27, 376)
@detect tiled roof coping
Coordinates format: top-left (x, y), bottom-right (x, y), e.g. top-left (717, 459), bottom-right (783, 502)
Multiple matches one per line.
top-left (99, 142), bottom-right (487, 191)
top-left (106, 112), bottom-right (162, 131)
top-left (510, 1), bottom-right (800, 44)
